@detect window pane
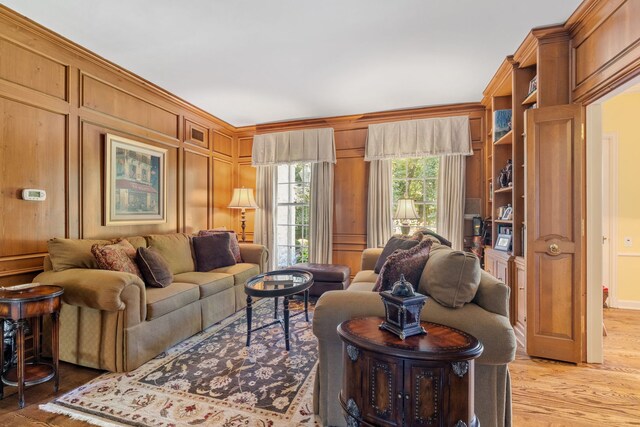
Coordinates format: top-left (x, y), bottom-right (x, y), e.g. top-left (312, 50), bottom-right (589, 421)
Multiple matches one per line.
top-left (425, 204), bottom-right (437, 228)
top-left (425, 179), bottom-right (437, 201)
top-left (393, 180), bottom-right (407, 200)
top-left (425, 157), bottom-right (439, 177)
top-left (392, 159), bottom-right (407, 179)
top-left (408, 180), bottom-right (424, 202)
top-left (276, 163), bottom-right (311, 268)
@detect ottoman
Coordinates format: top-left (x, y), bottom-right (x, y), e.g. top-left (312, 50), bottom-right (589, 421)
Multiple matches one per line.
top-left (292, 263), bottom-right (351, 297)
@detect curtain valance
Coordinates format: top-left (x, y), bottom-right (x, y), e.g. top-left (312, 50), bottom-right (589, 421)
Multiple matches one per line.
top-left (365, 115), bottom-right (472, 161)
top-left (252, 128), bottom-right (336, 166)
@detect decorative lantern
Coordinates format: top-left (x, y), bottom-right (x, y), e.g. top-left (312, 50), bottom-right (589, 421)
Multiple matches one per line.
top-left (379, 274), bottom-right (428, 339)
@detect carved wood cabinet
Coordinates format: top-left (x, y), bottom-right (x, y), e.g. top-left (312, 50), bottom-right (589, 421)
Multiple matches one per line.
top-left (338, 317), bottom-right (483, 427)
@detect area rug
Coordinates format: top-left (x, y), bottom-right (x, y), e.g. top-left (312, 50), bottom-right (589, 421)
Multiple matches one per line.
top-left (40, 298), bottom-right (320, 427)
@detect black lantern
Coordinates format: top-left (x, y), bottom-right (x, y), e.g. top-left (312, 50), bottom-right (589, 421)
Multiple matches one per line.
top-left (379, 274), bottom-right (428, 339)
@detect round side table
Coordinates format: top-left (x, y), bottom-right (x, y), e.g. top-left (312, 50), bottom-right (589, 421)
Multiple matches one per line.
top-left (0, 284), bottom-right (63, 408)
top-left (338, 316), bottom-right (483, 427)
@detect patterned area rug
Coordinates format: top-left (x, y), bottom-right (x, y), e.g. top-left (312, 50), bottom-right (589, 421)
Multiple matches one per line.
top-left (40, 298), bottom-right (320, 427)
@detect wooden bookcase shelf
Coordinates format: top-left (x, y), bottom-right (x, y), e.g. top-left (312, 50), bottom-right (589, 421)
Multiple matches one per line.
top-left (522, 90), bottom-right (537, 105)
top-left (494, 187), bottom-right (512, 194)
top-left (493, 130), bottom-right (513, 146)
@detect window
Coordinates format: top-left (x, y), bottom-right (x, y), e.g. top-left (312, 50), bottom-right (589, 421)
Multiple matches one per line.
top-left (392, 157), bottom-right (439, 233)
top-left (276, 163), bottom-right (311, 268)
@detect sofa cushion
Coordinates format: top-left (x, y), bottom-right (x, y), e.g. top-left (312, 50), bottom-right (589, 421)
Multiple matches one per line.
top-left (419, 245), bottom-right (481, 308)
top-left (124, 236), bottom-right (147, 249)
top-left (173, 272), bottom-right (234, 299)
top-left (199, 230), bottom-right (242, 263)
top-left (48, 238), bottom-right (111, 271)
top-left (192, 233), bottom-right (236, 271)
top-left (374, 234), bottom-right (422, 273)
top-left (136, 247), bottom-right (173, 288)
top-left (145, 282), bottom-right (199, 321)
top-left (348, 282), bottom-right (376, 292)
top-left (91, 241), bottom-right (142, 278)
top-left (147, 233), bottom-right (195, 274)
top-left (212, 263), bottom-right (260, 286)
top-left (414, 228), bottom-right (452, 247)
top-left (352, 270), bottom-right (379, 286)
top-left (373, 239), bottom-right (432, 292)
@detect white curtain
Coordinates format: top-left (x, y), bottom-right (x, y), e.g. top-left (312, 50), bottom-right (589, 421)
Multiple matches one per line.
top-left (254, 165), bottom-right (276, 270)
top-left (309, 162), bottom-right (334, 263)
top-left (253, 128), bottom-right (336, 165)
top-left (365, 115), bottom-right (472, 248)
top-left (437, 155), bottom-right (466, 250)
top-left (253, 128), bottom-right (336, 267)
top-left (367, 160), bottom-right (393, 248)
top-left (366, 116), bottom-right (472, 160)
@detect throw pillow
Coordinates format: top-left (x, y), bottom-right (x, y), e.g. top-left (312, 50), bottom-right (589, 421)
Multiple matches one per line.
top-left (418, 245), bottom-right (481, 308)
top-left (48, 238), bottom-right (111, 271)
top-left (192, 233), bottom-right (237, 272)
top-left (413, 227), bottom-right (452, 247)
top-left (373, 238), bottom-right (432, 292)
top-left (373, 234), bottom-right (422, 273)
top-left (107, 238), bottom-right (137, 259)
top-left (136, 247), bottom-right (173, 288)
top-left (198, 229), bottom-right (242, 263)
top-left (91, 242), bottom-right (142, 278)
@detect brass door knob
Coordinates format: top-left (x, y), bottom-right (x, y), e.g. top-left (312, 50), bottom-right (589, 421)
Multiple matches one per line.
top-left (549, 243), bottom-right (560, 255)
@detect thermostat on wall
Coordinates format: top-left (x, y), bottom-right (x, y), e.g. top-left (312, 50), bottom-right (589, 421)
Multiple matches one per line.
top-left (22, 189), bottom-right (46, 201)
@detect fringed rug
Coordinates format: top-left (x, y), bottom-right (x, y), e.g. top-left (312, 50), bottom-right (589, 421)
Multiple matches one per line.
top-left (40, 298), bottom-right (320, 427)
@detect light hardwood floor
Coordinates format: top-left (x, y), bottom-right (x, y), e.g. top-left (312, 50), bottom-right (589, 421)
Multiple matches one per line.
top-left (1, 308), bottom-right (639, 426)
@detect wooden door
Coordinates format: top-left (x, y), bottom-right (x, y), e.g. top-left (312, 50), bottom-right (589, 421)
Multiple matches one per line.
top-left (526, 104), bottom-right (584, 363)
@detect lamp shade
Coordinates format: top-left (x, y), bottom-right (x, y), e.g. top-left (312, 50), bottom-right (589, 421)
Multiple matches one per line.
top-left (228, 188), bottom-right (258, 209)
top-left (395, 198), bottom-right (419, 220)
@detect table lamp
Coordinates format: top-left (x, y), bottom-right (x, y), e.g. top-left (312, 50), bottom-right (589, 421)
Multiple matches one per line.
top-left (228, 187), bottom-right (258, 242)
top-left (394, 195), bottom-right (419, 235)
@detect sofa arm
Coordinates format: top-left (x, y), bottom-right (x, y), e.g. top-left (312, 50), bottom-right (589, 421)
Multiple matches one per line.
top-left (473, 270), bottom-right (511, 318)
top-left (34, 269), bottom-right (146, 320)
top-left (239, 243), bottom-right (269, 272)
top-left (361, 248), bottom-right (383, 271)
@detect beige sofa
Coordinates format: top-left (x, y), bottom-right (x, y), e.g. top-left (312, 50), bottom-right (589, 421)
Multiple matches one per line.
top-left (312, 244), bottom-right (517, 427)
top-left (34, 233), bottom-right (268, 373)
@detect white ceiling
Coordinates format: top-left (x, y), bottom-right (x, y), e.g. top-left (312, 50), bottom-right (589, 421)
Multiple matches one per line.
top-left (2, 0), bottom-right (582, 127)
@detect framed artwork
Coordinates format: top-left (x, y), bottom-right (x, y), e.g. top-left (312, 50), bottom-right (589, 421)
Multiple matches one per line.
top-left (495, 233), bottom-right (512, 252)
top-left (501, 206), bottom-right (513, 221)
top-left (105, 133), bottom-right (167, 226)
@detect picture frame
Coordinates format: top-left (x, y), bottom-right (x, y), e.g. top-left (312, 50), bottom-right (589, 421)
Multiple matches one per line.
top-left (501, 206), bottom-right (513, 221)
top-left (495, 233), bottom-right (512, 252)
top-left (105, 133), bottom-right (167, 226)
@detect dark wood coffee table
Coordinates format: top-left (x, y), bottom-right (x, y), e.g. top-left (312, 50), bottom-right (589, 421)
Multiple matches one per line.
top-left (244, 270), bottom-right (313, 351)
top-left (0, 284), bottom-right (63, 408)
top-left (338, 316), bottom-right (483, 427)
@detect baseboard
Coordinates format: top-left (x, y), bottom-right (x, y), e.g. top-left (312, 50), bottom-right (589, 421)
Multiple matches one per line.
top-left (613, 300), bottom-right (640, 310)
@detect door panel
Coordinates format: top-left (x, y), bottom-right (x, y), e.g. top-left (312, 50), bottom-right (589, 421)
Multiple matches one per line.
top-left (526, 104), bottom-right (584, 363)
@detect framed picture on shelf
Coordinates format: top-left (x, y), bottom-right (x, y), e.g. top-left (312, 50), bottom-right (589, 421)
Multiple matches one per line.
top-left (528, 75), bottom-right (538, 95)
top-left (494, 233), bottom-right (512, 252)
top-left (104, 133), bottom-right (167, 226)
top-left (501, 206), bottom-right (513, 221)
top-left (493, 109), bottom-right (512, 141)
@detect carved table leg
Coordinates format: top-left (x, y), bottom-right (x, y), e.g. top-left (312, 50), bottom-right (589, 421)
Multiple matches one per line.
top-left (52, 312), bottom-right (60, 393)
top-left (304, 289), bottom-right (309, 322)
top-left (274, 296), bottom-right (278, 319)
top-left (32, 317), bottom-right (40, 363)
top-left (16, 319), bottom-right (25, 409)
top-left (0, 319), bottom-right (4, 400)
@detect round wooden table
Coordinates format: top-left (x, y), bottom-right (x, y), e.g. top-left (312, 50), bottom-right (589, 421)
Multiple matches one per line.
top-left (338, 316), bottom-right (483, 427)
top-left (244, 270), bottom-right (313, 351)
top-left (0, 284), bottom-right (63, 408)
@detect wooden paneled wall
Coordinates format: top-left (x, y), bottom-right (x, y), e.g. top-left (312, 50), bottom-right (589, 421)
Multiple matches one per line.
top-left (236, 104), bottom-right (486, 275)
top-left (567, 0), bottom-right (640, 103)
top-left (0, 7), bottom-right (236, 285)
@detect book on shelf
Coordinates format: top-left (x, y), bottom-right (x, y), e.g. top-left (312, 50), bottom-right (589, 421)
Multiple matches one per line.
top-left (493, 109), bottom-right (512, 142)
top-left (528, 75), bottom-right (537, 95)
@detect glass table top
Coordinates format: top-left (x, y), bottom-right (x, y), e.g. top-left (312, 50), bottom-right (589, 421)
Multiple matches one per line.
top-left (244, 270), bottom-right (313, 297)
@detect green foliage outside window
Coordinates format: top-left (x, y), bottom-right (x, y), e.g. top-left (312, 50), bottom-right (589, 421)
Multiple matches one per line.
top-left (276, 163), bottom-right (310, 267)
top-left (392, 157), bottom-right (439, 232)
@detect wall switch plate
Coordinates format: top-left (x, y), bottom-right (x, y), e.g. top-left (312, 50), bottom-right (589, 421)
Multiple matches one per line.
top-left (624, 237), bottom-right (633, 247)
